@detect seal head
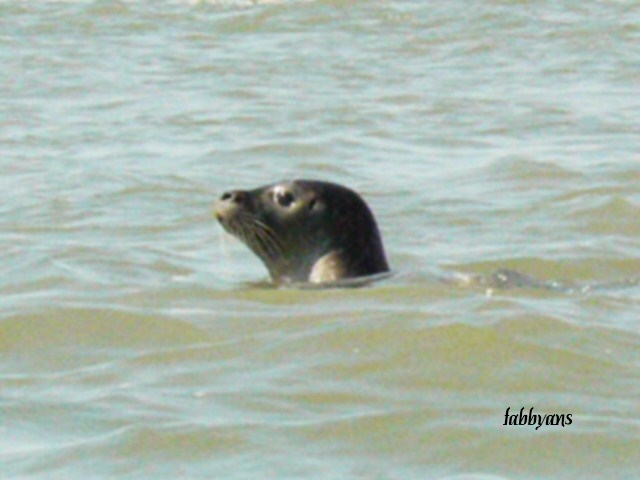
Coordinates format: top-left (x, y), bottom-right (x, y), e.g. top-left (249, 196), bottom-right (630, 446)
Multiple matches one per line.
top-left (215, 180), bottom-right (389, 284)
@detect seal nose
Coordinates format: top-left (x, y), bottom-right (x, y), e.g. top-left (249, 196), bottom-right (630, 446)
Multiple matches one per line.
top-left (216, 190), bottom-right (246, 223)
top-left (220, 190), bottom-right (247, 204)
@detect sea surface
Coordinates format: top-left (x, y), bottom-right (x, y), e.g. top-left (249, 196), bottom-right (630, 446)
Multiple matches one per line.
top-left (1, 1), bottom-right (640, 479)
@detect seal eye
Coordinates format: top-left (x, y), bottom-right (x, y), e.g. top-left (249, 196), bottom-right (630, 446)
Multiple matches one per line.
top-left (275, 190), bottom-right (295, 208)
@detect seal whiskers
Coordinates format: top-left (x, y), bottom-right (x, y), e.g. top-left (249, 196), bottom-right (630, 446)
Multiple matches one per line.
top-left (225, 212), bottom-right (283, 262)
top-left (250, 218), bottom-right (285, 261)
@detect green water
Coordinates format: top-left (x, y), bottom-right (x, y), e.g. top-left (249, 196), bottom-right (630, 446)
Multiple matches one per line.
top-left (1, 1), bottom-right (639, 479)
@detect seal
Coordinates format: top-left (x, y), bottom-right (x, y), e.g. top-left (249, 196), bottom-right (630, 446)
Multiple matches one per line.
top-left (215, 179), bottom-right (390, 284)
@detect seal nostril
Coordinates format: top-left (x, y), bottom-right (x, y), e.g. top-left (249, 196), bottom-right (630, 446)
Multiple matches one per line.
top-left (221, 190), bottom-right (247, 204)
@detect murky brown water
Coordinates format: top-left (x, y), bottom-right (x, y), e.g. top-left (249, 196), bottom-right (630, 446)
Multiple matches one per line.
top-left (2, 1), bottom-right (639, 478)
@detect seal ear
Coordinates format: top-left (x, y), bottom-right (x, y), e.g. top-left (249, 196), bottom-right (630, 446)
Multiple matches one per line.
top-left (307, 195), bottom-right (325, 213)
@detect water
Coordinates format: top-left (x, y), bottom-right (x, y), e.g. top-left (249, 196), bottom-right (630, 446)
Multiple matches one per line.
top-left (1, 1), bottom-right (639, 478)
